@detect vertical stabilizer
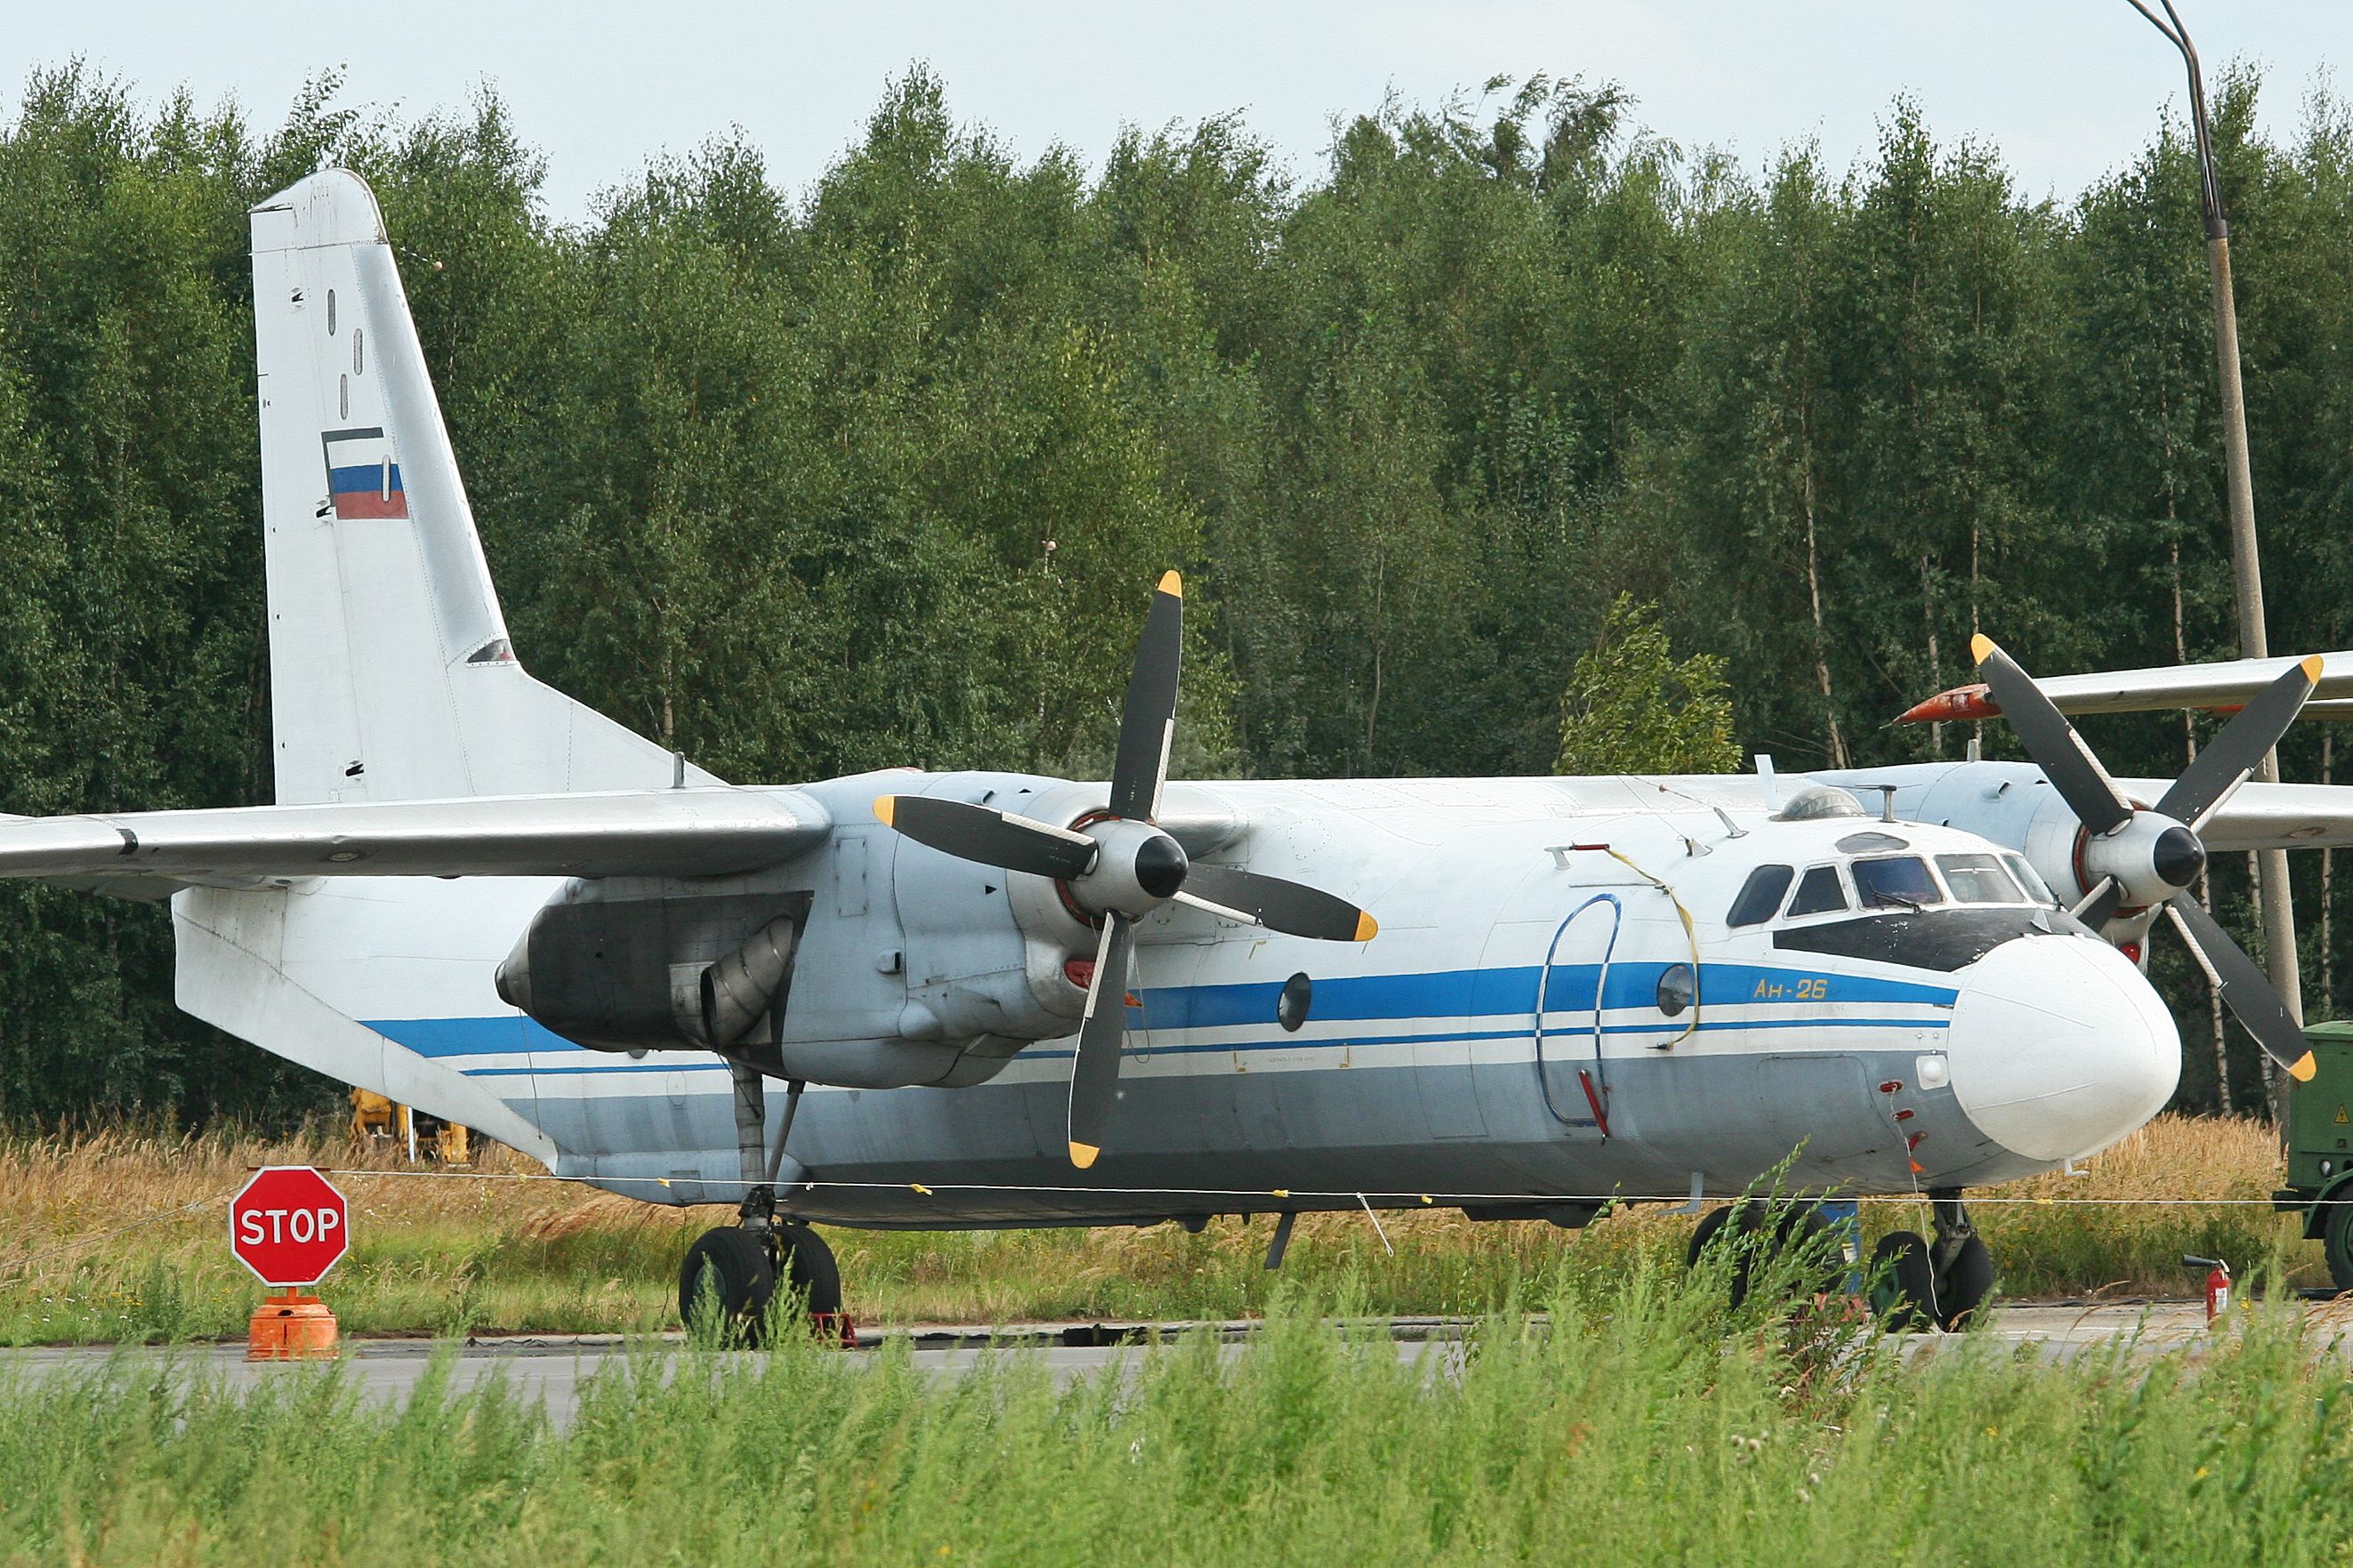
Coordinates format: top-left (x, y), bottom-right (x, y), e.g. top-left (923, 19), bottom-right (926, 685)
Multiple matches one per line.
top-left (249, 171), bottom-right (713, 802)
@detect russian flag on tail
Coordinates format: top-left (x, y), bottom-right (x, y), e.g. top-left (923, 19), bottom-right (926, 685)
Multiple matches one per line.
top-left (320, 426), bottom-right (407, 519)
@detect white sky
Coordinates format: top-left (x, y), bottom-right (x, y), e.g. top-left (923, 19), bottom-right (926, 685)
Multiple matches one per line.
top-left (10, 3), bottom-right (2349, 220)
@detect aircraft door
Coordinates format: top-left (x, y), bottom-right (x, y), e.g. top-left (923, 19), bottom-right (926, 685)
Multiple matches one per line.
top-left (1534, 895), bottom-right (1621, 1140)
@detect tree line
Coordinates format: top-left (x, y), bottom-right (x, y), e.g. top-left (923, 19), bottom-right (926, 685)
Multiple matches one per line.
top-left (1, 61), bottom-right (2349, 1122)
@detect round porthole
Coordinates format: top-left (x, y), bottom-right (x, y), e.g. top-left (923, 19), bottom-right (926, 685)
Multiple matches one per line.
top-left (1277, 973), bottom-right (1312, 1033)
top-left (1656, 962), bottom-right (1696, 1018)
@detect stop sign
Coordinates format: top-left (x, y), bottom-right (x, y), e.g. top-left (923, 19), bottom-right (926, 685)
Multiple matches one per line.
top-left (229, 1166), bottom-right (350, 1288)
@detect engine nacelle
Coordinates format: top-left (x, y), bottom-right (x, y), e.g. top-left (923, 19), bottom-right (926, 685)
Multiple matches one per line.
top-left (494, 880), bottom-right (810, 1068)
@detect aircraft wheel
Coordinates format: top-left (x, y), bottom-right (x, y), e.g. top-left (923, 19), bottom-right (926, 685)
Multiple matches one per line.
top-left (774, 1222), bottom-right (843, 1319)
top-left (1689, 1201), bottom-right (1841, 1309)
top-left (1870, 1231), bottom-right (1936, 1331)
top-left (680, 1226), bottom-right (777, 1344)
top-left (1686, 1204), bottom-right (1735, 1268)
top-left (1934, 1234), bottom-right (1994, 1331)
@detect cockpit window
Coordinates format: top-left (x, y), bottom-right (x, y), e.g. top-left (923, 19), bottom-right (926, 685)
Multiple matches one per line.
top-left (1852, 856), bottom-right (1944, 911)
top-left (2003, 853), bottom-right (2058, 906)
top-left (1727, 864), bottom-right (1794, 928)
top-left (1936, 852), bottom-right (2025, 905)
top-left (1785, 864), bottom-right (1849, 918)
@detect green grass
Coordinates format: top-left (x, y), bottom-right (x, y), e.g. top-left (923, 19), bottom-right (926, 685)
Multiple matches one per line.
top-left (0, 1115), bottom-right (2328, 1345)
top-left (4, 1264), bottom-right (2350, 1564)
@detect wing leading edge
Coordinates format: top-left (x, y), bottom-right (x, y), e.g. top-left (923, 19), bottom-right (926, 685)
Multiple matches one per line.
top-left (0, 788), bottom-right (834, 897)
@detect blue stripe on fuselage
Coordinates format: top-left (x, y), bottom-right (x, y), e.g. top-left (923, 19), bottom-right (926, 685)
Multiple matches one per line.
top-left (364, 961), bottom-right (1954, 1066)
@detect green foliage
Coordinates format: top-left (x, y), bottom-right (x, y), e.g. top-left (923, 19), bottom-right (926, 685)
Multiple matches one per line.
top-left (1554, 595), bottom-right (1740, 776)
top-left (3, 1274), bottom-right (2351, 1562)
top-left (1, 63), bottom-right (2352, 1115)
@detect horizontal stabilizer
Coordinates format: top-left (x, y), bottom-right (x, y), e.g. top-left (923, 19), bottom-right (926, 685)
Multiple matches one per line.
top-left (0, 789), bottom-right (832, 890)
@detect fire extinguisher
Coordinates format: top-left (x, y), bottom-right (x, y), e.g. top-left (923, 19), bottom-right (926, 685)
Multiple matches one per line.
top-left (2183, 1253), bottom-right (2232, 1323)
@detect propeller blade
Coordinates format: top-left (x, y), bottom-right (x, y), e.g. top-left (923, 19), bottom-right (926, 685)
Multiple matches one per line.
top-left (1066, 914), bottom-right (1136, 1167)
top-left (1971, 636), bottom-right (2134, 836)
top-left (1108, 571), bottom-right (1183, 822)
top-left (1182, 862), bottom-right (1378, 943)
top-left (875, 795), bottom-right (1098, 880)
top-left (2154, 655), bottom-right (2324, 829)
top-left (2071, 876), bottom-right (2123, 931)
top-left (2166, 894), bottom-right (2317, 1082)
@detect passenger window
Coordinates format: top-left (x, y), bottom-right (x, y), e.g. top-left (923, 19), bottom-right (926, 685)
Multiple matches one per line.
top-left (1785, 864), bottom-right (1848, 918)
top-left (1727, 864), bottom-right (1794, 928)
top-left (1853, 856), bottom-right (1944, 911)
top-left (1937, 853), bottom-right (2023, 905)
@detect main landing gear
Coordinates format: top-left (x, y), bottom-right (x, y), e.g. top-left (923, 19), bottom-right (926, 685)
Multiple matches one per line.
top-left (678, 1065), bottom-right (847, 1345)
top-left (1687, 1189), bottom-right (1993, 1331)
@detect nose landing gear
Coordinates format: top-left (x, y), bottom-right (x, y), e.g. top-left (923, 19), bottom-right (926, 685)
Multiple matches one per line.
top-left (1686, 1191), bottom-right (1994, 1331)
top-left (679, 1065), bottom-right (847, 1345)
top-left (1869, 1191), bottom-right (1993, 1331)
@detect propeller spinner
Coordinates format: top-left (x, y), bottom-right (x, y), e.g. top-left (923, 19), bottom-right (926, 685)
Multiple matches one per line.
top-left (875, 571), bottom-right (1378, 1168)
top-left (1970, 634), bottom-right (2319, 1083)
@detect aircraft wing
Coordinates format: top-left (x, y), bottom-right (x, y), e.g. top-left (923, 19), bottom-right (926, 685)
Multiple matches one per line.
top-left (1902, 651), bottom-right (2353, 722)
top-left (0, 788), bottom-right (834, 898)
top-left (2112, 777), bottom-right (2353, 853)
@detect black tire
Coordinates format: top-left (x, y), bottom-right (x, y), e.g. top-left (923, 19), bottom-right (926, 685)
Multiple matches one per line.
top-left (1934, 1234), bottom-right (1994, 1331)
top-left (1689, 1201), bottom-right (1841, 1309)
top-left (2322, 1201), bottom-right (2353, 1293)
top-left (680, 1226), bottom-right (777, 1343)
top-left (1686, 1204), bottom-right (1735, 1269)
top-left (774, 1222), bottom-right (843, 1318)
top-left (1870, 1230), bottom-right (1936, 1331)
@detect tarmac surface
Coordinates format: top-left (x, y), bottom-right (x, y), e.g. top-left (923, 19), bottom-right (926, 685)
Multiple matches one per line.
top-left (5, 1299), bottom-right (2345, 1427)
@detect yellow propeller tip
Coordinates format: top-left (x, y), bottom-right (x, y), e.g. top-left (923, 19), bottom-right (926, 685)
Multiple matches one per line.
top-left (874, 795), bottom-right (897, 826)
top-left (1354, 912), bottom-right (1379, 942)
top-left (1068, 1141), bottom-right (1100, 1170)
top-left (2304, 654), bottom-right (2326, 682)
top-left (1970, 633), bottom-right (1997, 664)
top-left (1157, 568), bottom-right (1183, 599)
top-left (2291, 1050), bottom-right (2318, 1082)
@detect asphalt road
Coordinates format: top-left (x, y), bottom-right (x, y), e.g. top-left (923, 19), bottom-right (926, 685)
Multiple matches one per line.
top-left (1, 1300), bottom-right (2333, 1427)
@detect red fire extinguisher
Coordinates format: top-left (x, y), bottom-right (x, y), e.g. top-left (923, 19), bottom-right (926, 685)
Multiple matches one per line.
top-left (2183, 1253), bottom-right (2231, 1323)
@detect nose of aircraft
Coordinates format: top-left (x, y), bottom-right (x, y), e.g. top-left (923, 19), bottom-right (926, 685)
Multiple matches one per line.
top-left (1943, 935), bottom-right (2180, 1164)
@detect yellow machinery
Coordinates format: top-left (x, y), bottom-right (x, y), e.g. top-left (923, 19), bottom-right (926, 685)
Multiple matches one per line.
top-left (350, 1089), bottom-right (472, 1163)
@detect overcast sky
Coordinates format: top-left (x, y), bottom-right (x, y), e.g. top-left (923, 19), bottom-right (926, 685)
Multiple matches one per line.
top-left (11, 3), bottom-right (2348, 219)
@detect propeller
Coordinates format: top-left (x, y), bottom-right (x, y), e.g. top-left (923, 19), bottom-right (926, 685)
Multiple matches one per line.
top-left (1971, 634), bottom-right (2318, 1082)
top-left (874, 571), bottom-right (1378, 1167)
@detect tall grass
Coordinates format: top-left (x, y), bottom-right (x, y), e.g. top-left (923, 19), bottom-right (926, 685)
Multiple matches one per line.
top-left (0, 1114), bottom-right (2319, 1343)
top-left (4, 1266), bottom-right (2349, 1564)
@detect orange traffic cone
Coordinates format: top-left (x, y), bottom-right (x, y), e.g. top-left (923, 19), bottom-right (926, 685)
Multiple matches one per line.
top-left (246, 1289), bottom-right (339, 1361)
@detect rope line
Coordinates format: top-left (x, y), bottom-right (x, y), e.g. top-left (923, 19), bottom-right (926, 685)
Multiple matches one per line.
top-left (300, 1167), bottom-right (2320, 1209)
top-left (0, 1194), bottom-right (227, 1280)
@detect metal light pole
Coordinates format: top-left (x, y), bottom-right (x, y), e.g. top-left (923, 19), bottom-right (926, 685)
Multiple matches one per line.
top-left (2126, 0), bottom-right (2303, 1111)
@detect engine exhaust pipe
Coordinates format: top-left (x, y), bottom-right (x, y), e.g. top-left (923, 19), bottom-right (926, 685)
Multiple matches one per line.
top-left (700, 917), bottom-right (797, 1047)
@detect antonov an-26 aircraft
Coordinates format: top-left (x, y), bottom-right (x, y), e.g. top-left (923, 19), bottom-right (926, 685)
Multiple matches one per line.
top-left (1, 170), bottom-right (2343, 1332)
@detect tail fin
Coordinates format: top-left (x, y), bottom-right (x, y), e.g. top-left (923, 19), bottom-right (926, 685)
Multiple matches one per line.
top-left (249, 171), bottom-right (710, 803)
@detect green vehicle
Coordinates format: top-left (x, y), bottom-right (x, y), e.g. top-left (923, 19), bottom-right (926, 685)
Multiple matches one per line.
top-left (2275, 1018), bottom-right (2353, 1289)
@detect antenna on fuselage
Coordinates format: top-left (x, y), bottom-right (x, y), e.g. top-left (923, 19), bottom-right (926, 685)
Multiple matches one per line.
top-left (1753, 753), bottom-right (1780, 811)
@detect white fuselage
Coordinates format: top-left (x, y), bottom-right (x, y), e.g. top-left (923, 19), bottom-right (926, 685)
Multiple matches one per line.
top-left (173, 771), bottom-right (2180, 1226)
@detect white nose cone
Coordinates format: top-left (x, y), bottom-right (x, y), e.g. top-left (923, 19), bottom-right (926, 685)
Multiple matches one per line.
top-left (1946, 937), bottom-right (2180, 1163)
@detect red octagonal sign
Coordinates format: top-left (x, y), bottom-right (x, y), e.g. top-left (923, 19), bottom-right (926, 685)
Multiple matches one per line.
top-left (230, 1166), bottom-right (350, 1288)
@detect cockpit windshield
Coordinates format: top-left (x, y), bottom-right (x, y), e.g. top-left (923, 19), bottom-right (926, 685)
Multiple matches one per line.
top-left (1935, 852), bottom-right (2024, 905)
top-left (1786, 864), bottom-right (1848, 917)
top-left (1851, 856), bottom-right (1943, 912)
top-left (1727, 864), bottom-right (1794, 927)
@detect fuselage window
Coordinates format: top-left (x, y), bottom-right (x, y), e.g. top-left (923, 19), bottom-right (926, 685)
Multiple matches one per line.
top-left (1785, 864), bottom-right (1848, 918)
top-left (1727, 864), bottom-right (1794, 927)
top-left (1936, 853), bottom-right (2024, 905)
top-left (1853, 856), bottom-right (1944, 911)
top-left (2003, 853), bottom-right (2058, 906)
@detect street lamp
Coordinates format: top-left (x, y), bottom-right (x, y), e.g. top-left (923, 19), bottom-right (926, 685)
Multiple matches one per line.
top-left (2124, 0), bottom-right (2304, 1093)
